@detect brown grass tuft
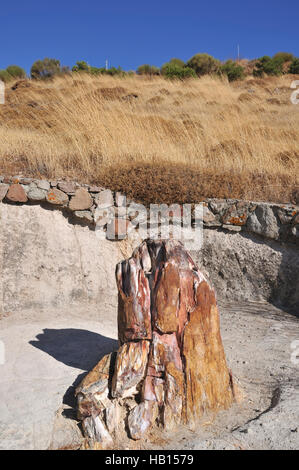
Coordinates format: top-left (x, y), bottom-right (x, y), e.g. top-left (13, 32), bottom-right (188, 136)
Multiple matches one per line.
top-left (98, 163), bottom-right (297, 205)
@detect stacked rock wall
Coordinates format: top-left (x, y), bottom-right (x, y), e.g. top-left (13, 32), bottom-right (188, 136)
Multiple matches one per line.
top-left (0, 176), bottom-right (298, 245)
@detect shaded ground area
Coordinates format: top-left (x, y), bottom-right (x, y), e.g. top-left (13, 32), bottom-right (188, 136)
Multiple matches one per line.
top-left (0, 302), bottom-right (298, 450)
top-left (0, 307), bottom-right (118, 450)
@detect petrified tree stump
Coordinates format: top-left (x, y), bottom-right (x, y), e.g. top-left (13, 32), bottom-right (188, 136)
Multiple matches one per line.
top-left (76, 239), bottom-right (234, 447)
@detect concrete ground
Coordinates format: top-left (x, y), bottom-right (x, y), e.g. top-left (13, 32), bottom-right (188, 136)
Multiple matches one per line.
top-left (0, 301), bottom-right (298, 450)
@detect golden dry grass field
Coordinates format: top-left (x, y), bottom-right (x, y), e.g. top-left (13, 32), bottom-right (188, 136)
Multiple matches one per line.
top-left (0, 73), bottom-right (298, 204)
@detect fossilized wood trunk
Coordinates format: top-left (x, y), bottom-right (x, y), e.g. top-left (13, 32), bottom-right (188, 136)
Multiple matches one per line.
top-left (76, 239), bottom-right (234, 448)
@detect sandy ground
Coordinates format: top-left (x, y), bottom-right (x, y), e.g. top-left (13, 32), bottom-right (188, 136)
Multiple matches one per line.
top-left (0, 301), bottom-right (298, 450)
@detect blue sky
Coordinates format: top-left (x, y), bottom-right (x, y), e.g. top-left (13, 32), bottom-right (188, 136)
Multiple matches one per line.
top-left (1, 0), bottom-right (298, 73)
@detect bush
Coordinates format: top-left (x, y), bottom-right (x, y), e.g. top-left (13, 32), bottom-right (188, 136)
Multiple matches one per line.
top-left (89, 66), bottom-right (105, 75)
top-left (220, 60), bottom-right (244, 82)
top-left (289, 58), bottom-right (299, 74)
top-left (273, 52), bottom-right (295, 73)
top-left (273, 52), bottom-right (294, 63)
top-left (72, 61), bottom-right (104, 75)
top-left (137, 64), bottom-right (160, 76)
top-left (160, 62), bottom-right (196, 79)
top-left (31, 58), bottom-right (67, 79)
top-left (72, 61), bottom-right (127, 76)
top-left (0, 65), bottom-right (26, 82)
top-left (168, 58), bottom-right (185, 68)
top-left (72, 61), bottom-right (89, 72)
top-left (253, 56), bottom-right (283, 77)
top-left (186, 53), bottom-right (220, 76)
top-left (0, 70), bottom-right (11, 82)
top-left (253, 53), bottom-right (295, 77)
top-left (6, 65), bottom-right (26, 79)
top-left (106, 66), bottom-right (126, 76)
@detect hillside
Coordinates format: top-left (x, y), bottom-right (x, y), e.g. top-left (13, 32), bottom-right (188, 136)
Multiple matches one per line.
top-left (0, 73), bottom-right (298, 204)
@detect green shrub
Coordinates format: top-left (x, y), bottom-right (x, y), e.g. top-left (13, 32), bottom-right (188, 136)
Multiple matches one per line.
top-left (72, 61), bottom-right (127, 76)
top-left (72, 61), bottom-right (90, 72)
top-left (106, 66), bottom-right (126, 76)
top-left (89, 66), bottom-right (105, 75)
top-left (0, 69), bottom-right (12, 82)
top-left (137, 64), bottom-right (160, 76)
top-left (31, 58), bottom-right (66, 79)
top-left (289, 58), bottom-right (299, 74)
top-left (168, 58), bottom-right (185, 67)
top-left (0, 65), bottom-right (26, 82)
top-left (273, 52), bottom-right (294, 63)
top-left (272, 52), bottom-right (295, 73)
top-left (6, 65), bottom-right (26, 79)
top-left (253, 53), bottom-right (294, 77)
top-left (160, 62), bottom-right (196, 79)
top-left (220, 60), bottom-right (244, 82)
top-left (186, 53), bottom-right (220, 76)
top-left (253, 56), bottom-right (283, 77)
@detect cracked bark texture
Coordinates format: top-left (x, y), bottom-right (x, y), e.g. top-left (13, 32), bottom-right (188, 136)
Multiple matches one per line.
top-left (76, 239), bottom-right (234, 447)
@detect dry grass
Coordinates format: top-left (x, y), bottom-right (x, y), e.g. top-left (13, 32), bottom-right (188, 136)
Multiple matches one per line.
top-left (0, 73), bottom-right (298, 204)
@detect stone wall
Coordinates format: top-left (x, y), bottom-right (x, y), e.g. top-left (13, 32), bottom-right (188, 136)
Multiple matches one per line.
top-left (0, 176), bottom-right (298, 245)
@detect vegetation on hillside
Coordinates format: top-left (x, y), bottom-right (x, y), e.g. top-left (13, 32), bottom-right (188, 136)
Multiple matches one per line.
top-left (0, 73), bottom-right (298, 204)
top-left (30, 58), bottom-right (70, 79)
top-left (0, 65), bottom-right (26, 82)
top-left (1, 51), bottom-right (299, 84)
